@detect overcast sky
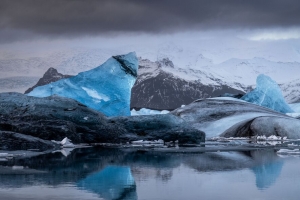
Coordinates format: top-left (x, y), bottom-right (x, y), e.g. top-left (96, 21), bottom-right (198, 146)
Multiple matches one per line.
top-left (1, 0), bottom-right (300, 62)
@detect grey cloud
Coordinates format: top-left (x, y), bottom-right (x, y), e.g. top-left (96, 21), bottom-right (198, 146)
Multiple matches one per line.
top-left (1, 0), bottom-right (300, 41)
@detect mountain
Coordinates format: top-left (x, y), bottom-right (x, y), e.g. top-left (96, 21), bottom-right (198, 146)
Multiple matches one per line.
top-left (131, 58), bottom-right (244, 110)
top-left (281, 78), bottom-right (300, 103)
top-left (24, 67), bottom-right (72, 94)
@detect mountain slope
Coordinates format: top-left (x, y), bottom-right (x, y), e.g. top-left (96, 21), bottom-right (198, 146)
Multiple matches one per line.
top-left (281, 79), bottom-right (300, 103)
top-left (24, 68), bottom-right (72, 94)
top-left (131, 58), bottom-right (245, 110)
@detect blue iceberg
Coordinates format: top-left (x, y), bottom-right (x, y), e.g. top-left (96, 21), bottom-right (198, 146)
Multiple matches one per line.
top-left (28, 52), bottom-right (138, 117)
top-left (241, 74), bottom-right (293, 113)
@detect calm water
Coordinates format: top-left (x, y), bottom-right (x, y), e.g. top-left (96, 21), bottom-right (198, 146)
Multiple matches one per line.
top-left (0, 146), bottom-right (300, 200)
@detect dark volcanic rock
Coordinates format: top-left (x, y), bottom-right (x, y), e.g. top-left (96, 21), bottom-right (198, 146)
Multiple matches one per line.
top-left (0, 92), bottom-right (125, 144)
top-left (0, 93), bottom-right (204, 149)
top-left (110, 114), bottom-right (205, 144)
top-left (24, 68), bottom-right (72, 94)
top-left (0, 131), bottom-right (58, 151)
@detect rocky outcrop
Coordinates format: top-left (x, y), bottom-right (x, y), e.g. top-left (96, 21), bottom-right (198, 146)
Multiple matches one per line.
top-left (110, 114), bottom-right (205, 144)
top-left (0, 93), bottom-right (204, 150)
top-left (24, 67), bottom-right (72, 94)
top-left (0, 131), bottom-right (58, 151)
top-left (0, 92), bottom-right (123, 144)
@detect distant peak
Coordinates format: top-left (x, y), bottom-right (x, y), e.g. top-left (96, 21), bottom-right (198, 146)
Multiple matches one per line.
top-left (156, 57), bottom-right (174, 68)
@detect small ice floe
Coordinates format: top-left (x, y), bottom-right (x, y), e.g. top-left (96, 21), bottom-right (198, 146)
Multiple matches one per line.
top-left (132, 139), bottom-right (164, 144)
top-left (131, 139), bottom-right (165, 147)
top-left (209, 137), bottom-right (249, 141)
top-left (0, 153), bottom-right (14, 160)
top-left (256, 135), bottom-right (287, 141)
top-left (277, 149), bottom-right (300, 155)
top-left (12, 166), bottom-right (24, 170)
top-left (60, 137), bottom-right (75, 148)
top-left (52, 137), bottom-right (75, 148)
top-left (83, 116), bottom-right (88, 120)
top-left (288, 143), bottom-right (299, 147)
top-left (0, 153), bottom-right (9, 158)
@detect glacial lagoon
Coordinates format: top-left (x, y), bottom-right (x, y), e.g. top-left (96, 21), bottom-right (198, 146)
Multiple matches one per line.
top-left (0, 143), bottom-right (300, 200)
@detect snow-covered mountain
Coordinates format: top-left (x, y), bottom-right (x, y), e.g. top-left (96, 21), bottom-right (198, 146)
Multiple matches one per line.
top-left (281, 79), bottom-right (300, 103)
top-left (131, 58), bottom-right (245, 110)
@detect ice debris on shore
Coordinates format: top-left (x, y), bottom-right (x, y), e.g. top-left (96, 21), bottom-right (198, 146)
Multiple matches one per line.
top-left (52, 137), bottom-right (75, 148)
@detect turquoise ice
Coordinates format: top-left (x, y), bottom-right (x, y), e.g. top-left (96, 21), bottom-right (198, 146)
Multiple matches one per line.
top-left (241, 74), bottom-right (293, 113)
top-left (28, 52), bottom-right (138, 116)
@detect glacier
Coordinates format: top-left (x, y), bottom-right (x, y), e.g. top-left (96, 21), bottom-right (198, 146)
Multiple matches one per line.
top-left (28, 52), bottom-right (138, 117)
top-left (241, 74), bottom-right (293, 113)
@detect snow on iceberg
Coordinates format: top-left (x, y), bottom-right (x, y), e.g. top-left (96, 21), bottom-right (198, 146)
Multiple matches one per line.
top-left (241, 74), bottom-right (293, 113)
top-left (28, 52), bottom-right (138, 117)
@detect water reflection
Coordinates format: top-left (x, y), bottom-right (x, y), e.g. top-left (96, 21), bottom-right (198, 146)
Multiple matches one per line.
top-left (0, 147), bottom-right (296, 200)
top-left (77, 166), bottom-right (137, 200)
top-left (249, 150), bottom-right (284, 189)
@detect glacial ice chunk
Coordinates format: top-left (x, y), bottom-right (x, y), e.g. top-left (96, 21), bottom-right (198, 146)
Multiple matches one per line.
top-left (28, 52), bottom-right (138, 116)
top-left (241, 74), bottom-right (293, 113)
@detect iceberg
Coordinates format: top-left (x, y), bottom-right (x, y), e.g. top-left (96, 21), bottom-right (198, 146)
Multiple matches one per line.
top-left (28, 52), bottom-right (138, 117)
top-left (241, 74), bottom-right (293, 113)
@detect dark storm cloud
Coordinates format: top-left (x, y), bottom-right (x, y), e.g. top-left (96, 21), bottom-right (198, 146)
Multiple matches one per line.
top-left (0, 0), bottom-right (300, 41)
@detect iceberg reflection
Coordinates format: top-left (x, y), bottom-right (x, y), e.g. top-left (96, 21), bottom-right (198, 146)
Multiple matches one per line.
top-left (77, 166), bottom-right (137, 200)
